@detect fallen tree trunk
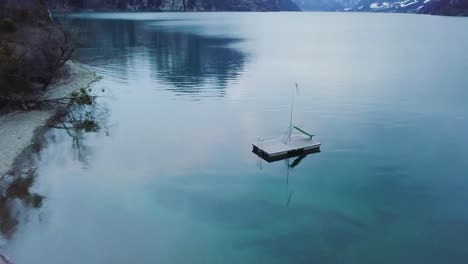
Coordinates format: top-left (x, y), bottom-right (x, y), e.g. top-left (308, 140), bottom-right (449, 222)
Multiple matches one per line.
top-left (0, 87), bottom-right (99, 111)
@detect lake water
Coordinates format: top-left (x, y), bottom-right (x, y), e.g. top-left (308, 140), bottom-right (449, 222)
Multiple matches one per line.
top-left (3, 12), bottom-right (468, 264)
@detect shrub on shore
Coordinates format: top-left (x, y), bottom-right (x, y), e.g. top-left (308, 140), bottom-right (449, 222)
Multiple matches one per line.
top-left (0, 44), bottom-right (30, 98)
top-left (0, 1), bottom-right (74, 107)
top-left (0, 18), bottom-right (16, 33)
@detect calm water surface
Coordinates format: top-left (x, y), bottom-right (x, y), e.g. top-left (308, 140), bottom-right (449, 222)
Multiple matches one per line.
top-left (3, 12), bottom-right (468, 264)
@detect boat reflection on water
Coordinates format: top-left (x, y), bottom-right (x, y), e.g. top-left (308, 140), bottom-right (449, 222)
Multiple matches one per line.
top-left (254, 148), bottom-right (320, 207)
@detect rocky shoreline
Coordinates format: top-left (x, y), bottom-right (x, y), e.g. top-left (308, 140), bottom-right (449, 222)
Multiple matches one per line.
top-left (0, 62), bottom-right (99, 180)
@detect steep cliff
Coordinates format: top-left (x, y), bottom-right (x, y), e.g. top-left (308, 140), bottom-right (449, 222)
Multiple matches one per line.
top-left (46, 0), bottom-right (301, 11)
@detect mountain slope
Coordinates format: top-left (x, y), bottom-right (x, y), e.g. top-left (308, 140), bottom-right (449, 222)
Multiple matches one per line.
top-left (294, 0), bottom-right (468, 15)
top-left (292, 0), bottom-right (357, 11)
top-left (420, 0), bottom-right (468, 15)
top-left (46, 0), bottom-right (301, 11)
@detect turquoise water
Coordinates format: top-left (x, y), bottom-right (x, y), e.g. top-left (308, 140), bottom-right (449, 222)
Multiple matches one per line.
top-left (3, 12), bottom-right (468, 264)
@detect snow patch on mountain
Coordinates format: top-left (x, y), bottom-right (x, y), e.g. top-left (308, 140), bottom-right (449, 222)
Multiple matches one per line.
top-left (294, 0), bottom-right (467, 16)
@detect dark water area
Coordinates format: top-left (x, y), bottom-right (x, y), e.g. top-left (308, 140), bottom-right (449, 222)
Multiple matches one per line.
top-left (2, 12), bottom-right (468, 264)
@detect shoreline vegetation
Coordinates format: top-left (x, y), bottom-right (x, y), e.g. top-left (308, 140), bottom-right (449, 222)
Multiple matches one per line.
top-left (0, 61), bottom-right (99, 178)
top-left (0, 60), bottom-right (98, 262)
top-left (0, 1), bottom-right (100, 181)
top-left (0, 1), bottom-right (75, 107)
top-left (0, 2), bottom-right (100, 261)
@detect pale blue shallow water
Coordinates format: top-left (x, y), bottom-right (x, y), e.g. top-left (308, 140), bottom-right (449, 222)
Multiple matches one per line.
top-left (3, 12), bottom-right (468, 264)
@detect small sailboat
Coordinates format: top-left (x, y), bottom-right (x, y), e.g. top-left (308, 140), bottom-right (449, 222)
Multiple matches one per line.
top-left (253, 83), bottom-right (321, 162)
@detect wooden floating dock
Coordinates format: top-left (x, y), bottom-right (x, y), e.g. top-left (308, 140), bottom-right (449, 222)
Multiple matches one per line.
top-left (253, 134), bottom-right (321, 162)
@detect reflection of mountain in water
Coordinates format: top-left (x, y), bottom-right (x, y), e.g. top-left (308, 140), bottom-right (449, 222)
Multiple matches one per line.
top-left (147, 30), bottom-right (245, 96)
top-left (73, 19), bottom-right (248, 98)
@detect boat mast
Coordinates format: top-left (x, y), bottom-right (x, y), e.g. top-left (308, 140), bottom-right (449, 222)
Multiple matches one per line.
top-left (286, 83), bottom-right (298, 143)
